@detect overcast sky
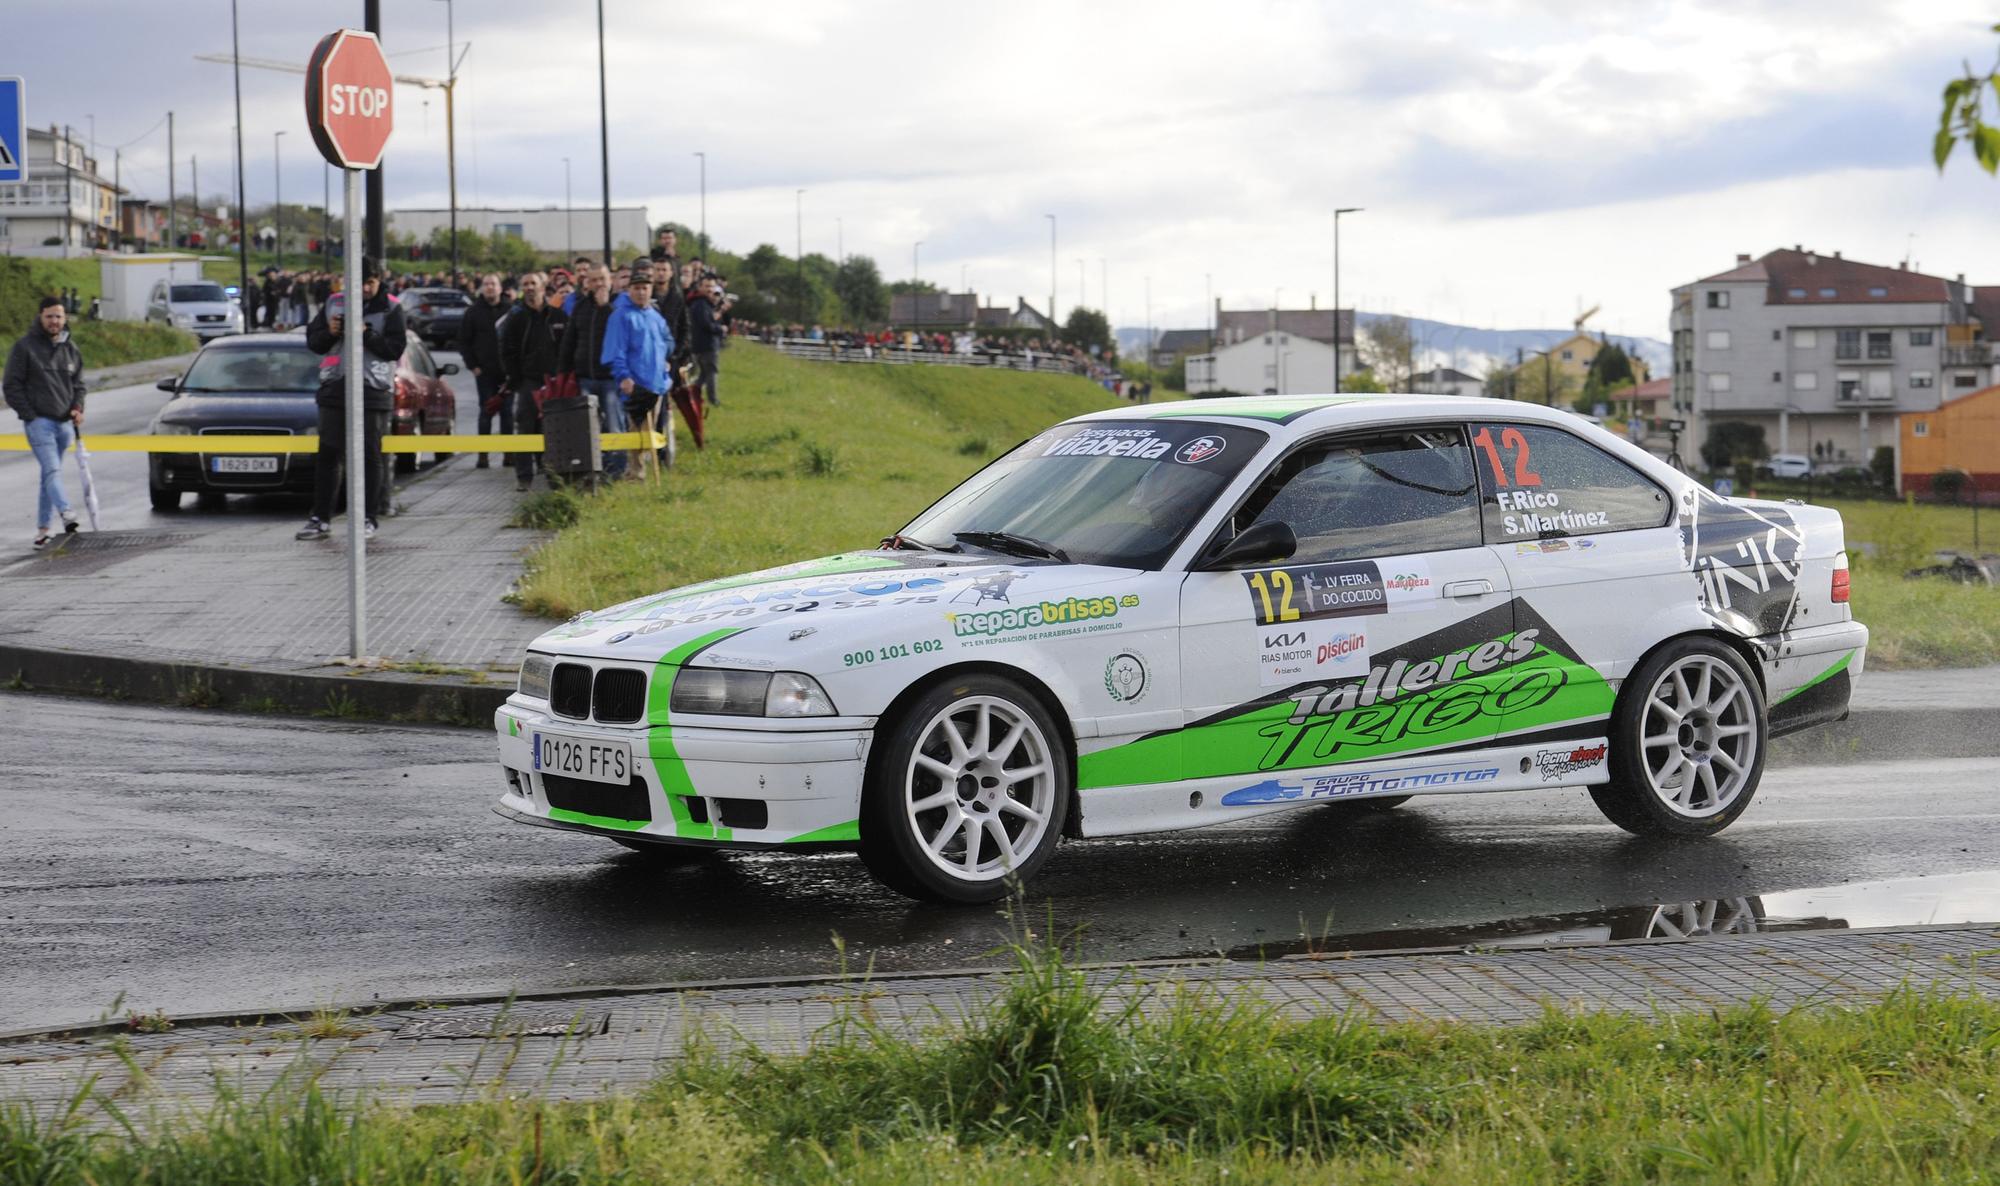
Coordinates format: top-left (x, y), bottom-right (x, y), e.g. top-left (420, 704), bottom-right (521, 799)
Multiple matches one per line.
top-left (21, 0), bottom-right (2000, 343)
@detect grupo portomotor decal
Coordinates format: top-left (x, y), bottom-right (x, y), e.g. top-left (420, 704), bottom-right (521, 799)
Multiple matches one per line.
top-left (1221, 764), bottom-right (1501, 805)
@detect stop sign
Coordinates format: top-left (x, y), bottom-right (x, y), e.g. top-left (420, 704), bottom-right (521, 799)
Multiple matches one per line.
top-left (305, 29), bottom-right (394, 170)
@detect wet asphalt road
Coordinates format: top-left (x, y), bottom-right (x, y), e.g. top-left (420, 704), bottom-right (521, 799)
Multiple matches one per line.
top-left (5, 691), bottom-right (1999, 1033)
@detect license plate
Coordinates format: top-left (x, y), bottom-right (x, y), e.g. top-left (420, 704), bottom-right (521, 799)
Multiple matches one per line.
top-left (532, 732), bottom-right (632, 785)
top-left (211, 456), bottom-right (280, 473)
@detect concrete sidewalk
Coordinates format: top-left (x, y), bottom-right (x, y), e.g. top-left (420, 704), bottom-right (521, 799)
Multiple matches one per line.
top-left (0, 454), bottom-right (549, 720)
top-left (2, 924), bottom-right (1994, 1114)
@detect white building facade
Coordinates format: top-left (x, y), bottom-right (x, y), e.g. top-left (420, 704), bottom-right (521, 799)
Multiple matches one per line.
top-left (1185, 331), bottom-right (1341, 396)
top-left (0, 127), bottom-right (122, 256)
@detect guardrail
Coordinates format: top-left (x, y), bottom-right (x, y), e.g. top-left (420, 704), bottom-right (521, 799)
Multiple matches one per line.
top-left (766, 337), bottom-right (1086, 375)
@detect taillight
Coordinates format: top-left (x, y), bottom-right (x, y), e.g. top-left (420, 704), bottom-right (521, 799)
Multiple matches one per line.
top-left (1831, 567), bottom-right (1850, 603)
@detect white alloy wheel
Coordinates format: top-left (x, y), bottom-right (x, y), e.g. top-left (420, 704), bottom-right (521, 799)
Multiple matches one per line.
top-left (1638, 653), bottom-right (1759, 819)
top-left (904, 695), bottom-right (1057, 883)
top-left (1645, 898), bottom-right (1761, 939)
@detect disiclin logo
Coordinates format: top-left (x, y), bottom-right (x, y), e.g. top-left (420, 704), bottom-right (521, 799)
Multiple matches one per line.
top-left (1175, 436), bottom-right (1225, 464)
top-left (1316, 631), bottom-right (1366, 664)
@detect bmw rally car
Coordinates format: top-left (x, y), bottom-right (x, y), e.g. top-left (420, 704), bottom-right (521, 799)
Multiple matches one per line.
top-left (495, 395), bottom-right (1867, 902)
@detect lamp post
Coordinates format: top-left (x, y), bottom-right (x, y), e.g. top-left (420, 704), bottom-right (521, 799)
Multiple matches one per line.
top-left (795, 188), bottom-right (805, 322)
top-left (1044, 213), bottom-right (1056, 331)
top-left (596, 0), bottom-right (611, 264)
top-left (693, 151), bottom-right (706, 258)
top-left (272, 130), bottom-right (285, 269)
top-left (1333, 207), bottom-right (1362, 391)
top-left (229, 0), bottom-right (247, 315)
top-left (562, 156), bottom-right (572, 259)
top-left (1076, 258), bottom-right (1086, 310)
top-left (912, 240), bottom-right (922, 342)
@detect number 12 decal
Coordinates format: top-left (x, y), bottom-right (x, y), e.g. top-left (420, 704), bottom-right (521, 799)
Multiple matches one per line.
top-left (1246, 569), bottom-right (1300, 625)
top-left (1473, 426), bottom-right (1542, 488)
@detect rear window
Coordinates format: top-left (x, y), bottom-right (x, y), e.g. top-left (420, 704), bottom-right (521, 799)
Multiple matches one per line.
top-left (170, 284), bottom-right (228, 303)
top-left (181, 346), bottom-right (321, 394)
top-left (1471, 423), bottom-right (1670, 540)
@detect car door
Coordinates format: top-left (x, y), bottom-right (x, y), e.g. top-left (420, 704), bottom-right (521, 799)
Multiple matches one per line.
top-left (1470, 419), bottom-right (1684, 750)
top-left (148, 282), bottom-right (166, 323)
top-left (1175, 425), bottom-right (1519, 794)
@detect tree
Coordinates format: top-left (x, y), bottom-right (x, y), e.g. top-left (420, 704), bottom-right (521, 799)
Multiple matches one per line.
top-left (832, 254), bottom-right (888, 324)
top-left (1061, 306), bottom-right (1112, 353)
top-left (1342, 369), bottom-right (1388, 393)
top-left (1936, 25), bottom-right (2000, 174)
top-left (742, 244), bottom-right (787, 289)
top-left (1361, 315), bottom-right (1415, 390)
top-left (1700, 421), bottom-right (1769, 472)
top-left (1487, 358), bottom-right (1579, 407)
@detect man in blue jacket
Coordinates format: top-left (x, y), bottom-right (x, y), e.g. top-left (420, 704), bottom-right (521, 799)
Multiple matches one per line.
top-left (601, 258), bottom-right (674, 470)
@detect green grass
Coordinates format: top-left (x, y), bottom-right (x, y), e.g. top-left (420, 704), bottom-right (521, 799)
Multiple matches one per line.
top-left (1, 256), bottom-right (201, 367)
top-left (7, 936), bottom-right (1998, 1184)
top-left (1801, 496), bottom-right (2000, 669)
top-left (65, 319), bottom-right (199, 368)
top-left (516, 342), bottom-right (1124, 619)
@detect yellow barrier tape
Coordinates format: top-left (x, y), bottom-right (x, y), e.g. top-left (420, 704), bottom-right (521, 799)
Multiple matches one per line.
top-left (0, 432), bottom-right (667, 454)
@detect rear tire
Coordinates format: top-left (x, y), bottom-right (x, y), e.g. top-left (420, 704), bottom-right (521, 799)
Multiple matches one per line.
top-left (1590, 636), bottom-right (1766, 837)
top-left (149, 484), bottom-right (182, 511)
top-left (859, 674), bottom-right (1070, 904)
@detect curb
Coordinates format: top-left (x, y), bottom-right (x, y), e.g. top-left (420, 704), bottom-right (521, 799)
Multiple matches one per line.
top-left (84, 350), bottom-right (199, 390)
top-left (6, 920), bottom-right (1995, 1047)
top-left (0, 639), bottom-right (509, 726)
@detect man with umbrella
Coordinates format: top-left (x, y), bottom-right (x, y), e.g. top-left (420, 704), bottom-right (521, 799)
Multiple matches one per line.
top-left (3, 296), bottom-right (87, 549)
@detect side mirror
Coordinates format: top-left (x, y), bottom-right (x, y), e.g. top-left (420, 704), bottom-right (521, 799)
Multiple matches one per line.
top-left (438, 362), bottom-right (460, 375)
top-left (155, 377), bottom-right (179, 393)
top-left (1203, 520), bottom-right (1297, 570)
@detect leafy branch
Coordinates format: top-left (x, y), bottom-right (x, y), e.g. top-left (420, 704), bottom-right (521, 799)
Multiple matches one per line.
top-left (1935, 24), bottom-right (2000, 173)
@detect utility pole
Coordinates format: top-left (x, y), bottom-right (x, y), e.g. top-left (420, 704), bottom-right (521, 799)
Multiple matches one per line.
top-left (1076, 259), bottom-right (1086, 310)
top-left (167, 112), bottom-right (176, 250)
top-left (562, 156), bottom-right (572, 259)
top-left (693, 151), bottom-right (705, 257)
top-left (795, 187), bottom-right (805, 323)
top-left (273, 129), bottom-right (284, 268)
top-left (112, 149), bottom-right (121, 249)
top-left (1145, 275), bottom-right (1153, 374)
top-left (1333, 207), bottom-right (1362, 392)
top-left (596, 0), bottom-right (611, 264)
top-left (1099, 259), bottom-right (1107, 327)
top-left (322, 162), bottom-right (330, 267)
top-left (1204, 272), bottom-right (1212, 351)
top-left (230, 0), bottom-right (248, 310)
top-left (441, 0), bottom-right (457, 278)
top-left (364, 0), bottom-right (385, 262)
top-left (912, 240), bottom-right (922, 329)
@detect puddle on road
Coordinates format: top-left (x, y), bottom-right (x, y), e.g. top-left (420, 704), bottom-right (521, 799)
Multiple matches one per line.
top-left (1249, 870), bottom-right (2000, 960)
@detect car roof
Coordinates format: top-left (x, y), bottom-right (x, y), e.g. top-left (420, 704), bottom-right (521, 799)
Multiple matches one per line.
top-left (1070, 393), bottom-right (1591, 432)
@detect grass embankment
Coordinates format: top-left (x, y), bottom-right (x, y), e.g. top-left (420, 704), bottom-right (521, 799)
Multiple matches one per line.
top-left (1811, 496), bottom-right (2000, 669)
top-left (6, 941), bottom-right (1997, 1183)
top-left (0, 256), bottom-right (199, 367)
top-left (516, 342), bottom-right (1125, 618)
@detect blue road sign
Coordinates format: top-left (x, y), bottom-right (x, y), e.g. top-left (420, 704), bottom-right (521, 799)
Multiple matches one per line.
top-left (0, 78), bottom-right (24, 183)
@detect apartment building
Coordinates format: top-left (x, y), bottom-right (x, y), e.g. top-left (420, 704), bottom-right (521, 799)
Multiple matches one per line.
top-left (1671, 247), bottom-right (1998, 469)
top-left (0, 126), bottom-right (123, 256)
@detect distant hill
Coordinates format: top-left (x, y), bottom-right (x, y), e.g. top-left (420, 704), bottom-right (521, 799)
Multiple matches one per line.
top-left (1119, 314), bottom-right (1671, 381)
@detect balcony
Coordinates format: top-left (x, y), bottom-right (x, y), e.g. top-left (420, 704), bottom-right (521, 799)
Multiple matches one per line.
top-left (1943, 344), bottom-right (1992, 367)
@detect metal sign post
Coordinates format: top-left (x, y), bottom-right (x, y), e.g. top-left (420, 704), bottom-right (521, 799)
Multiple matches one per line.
top-left (343, 167), bottom-right (366, 658)
top-left (306, 27), bottom-right (394, 662)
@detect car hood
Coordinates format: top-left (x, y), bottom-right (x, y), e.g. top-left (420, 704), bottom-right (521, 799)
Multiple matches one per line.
top-left (154, 392), bottom-right (319, 429)
top-left (528, 550), bottom-right (1140, 668)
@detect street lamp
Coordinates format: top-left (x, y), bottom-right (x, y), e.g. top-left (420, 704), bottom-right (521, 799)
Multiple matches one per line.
top-left (693, 151), bottom-right (706, 257)
top-left (1333, 207), bottom-right (1363, 392)
top-left (596, 0), bottom-right (611, 264)
top-left (1044, 213), bottom-right (1056, 332)
top-left (272, 129), bottom-right (286, 269)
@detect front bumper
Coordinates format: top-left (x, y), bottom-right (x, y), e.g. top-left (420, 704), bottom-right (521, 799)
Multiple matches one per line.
top-left (493, 699), bottom-right (870, 848)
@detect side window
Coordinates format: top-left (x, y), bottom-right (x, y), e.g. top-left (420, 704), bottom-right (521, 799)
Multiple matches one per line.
top-left (1236, 428), bottom-right (1483, 563)
top-left (1471, 422), bottom-right (1669, 541)
top-left (406, 340), bottom-right (435, 378)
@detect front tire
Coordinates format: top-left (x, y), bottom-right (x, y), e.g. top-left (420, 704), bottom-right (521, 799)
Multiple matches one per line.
top-left (859, 675), bottom-right (1070, 903)
top-left (1590, 637), bottom-right (1766, 837)
top-left (149, 484), bottom-right (182, 511)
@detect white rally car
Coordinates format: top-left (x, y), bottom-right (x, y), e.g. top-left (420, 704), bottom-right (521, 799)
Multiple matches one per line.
top-left (495, 395), bottom-right (1867, 902)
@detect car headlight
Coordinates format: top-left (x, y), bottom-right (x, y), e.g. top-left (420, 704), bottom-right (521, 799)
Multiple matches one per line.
top-left (154, 422), bottom-right (194, 435)
top-left (670, 668), bottom-right (836, 717)
top-left (518, 653), bottom-right (554, 699)
top-left (170, 312), bottom-right (194, 326)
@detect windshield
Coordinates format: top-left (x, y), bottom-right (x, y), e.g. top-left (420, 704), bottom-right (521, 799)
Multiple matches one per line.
top-left (171, 283), bottom-right (229, 303)
top-left (180, 346), bottom-right (321, 393)
top-left (416, 290), bottom-right (467, 306)
top-left (901, 419), bottom-right (1268, 569)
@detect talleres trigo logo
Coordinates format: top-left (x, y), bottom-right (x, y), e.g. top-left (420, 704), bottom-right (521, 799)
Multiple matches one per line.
top-left (1175, 436), bottom-right (1226, 464)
